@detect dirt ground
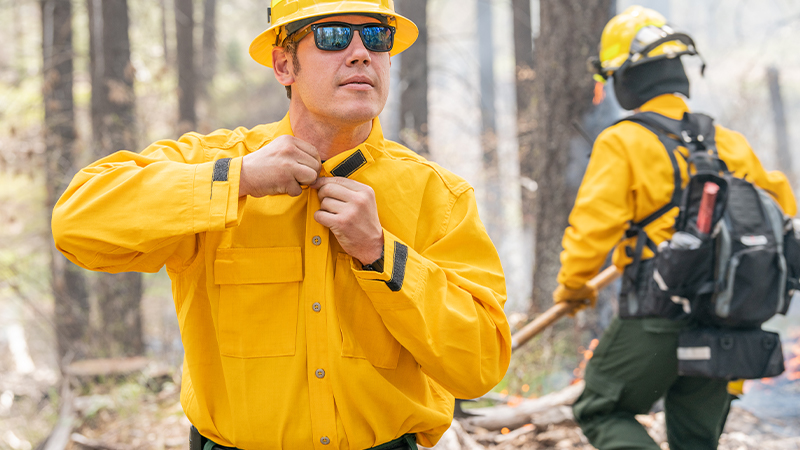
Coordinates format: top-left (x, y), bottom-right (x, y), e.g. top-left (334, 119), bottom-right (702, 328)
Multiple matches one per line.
top-left (3, 365), bottom-right (797, 450)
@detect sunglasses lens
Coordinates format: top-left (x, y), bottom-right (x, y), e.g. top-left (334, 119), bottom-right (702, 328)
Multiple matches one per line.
top-left (315, 26), bottom-right (353, 50)
top-left (360, 26), bottom-right (394, 52)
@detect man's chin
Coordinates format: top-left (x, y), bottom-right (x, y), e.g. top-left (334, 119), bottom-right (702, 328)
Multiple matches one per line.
top-left (334, 105), bottom-right (382, 125)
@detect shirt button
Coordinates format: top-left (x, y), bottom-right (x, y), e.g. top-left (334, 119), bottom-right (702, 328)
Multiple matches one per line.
top-left (312, 302), bottom-right (322, 312)
top-left (312, 235), bottom-right (322, 246)
top-left (315, 369), bottom-right (325, 379)
top-left (320, 437), bottom-right (330, 445)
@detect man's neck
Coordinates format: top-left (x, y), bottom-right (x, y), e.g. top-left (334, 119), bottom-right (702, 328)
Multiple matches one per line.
top-left (289, 105), bottom-right (374, 161)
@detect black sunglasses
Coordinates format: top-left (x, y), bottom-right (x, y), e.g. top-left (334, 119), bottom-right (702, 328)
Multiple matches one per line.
top-left (289, 22), bottom-right (396, 53)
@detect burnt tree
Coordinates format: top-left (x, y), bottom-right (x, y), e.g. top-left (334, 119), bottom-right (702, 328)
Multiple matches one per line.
top-left (201, 0), bottom-right (217, 98)
top-left (397, 0), bottom-right (428, 157)
top-left (529, 0), bottom-right (612, 313)
top-left (767, 67), bottom-right (795, 189)
top-left (160, 0), bottom-right (170, 67)
top-left (41, 0), bottom-right (91, 363)
top-left (478, 0), bottom-right (502, 238)
top-left (513, 0), bottom-right (536, 228)
top-left (175, 0), bottom-right (197, 132)
top-left (87, 0), bottom-right (144, 357)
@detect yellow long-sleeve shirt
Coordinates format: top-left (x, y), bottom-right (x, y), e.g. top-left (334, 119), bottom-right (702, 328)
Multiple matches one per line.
top-left (52, 114), bottom-right (512, 449)
top-left (558, 94), bottom-right (797, 289)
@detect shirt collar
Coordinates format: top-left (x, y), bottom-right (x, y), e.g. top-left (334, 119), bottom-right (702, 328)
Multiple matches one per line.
top-left (638, 94), bottom-right (691, 120)
top-left (274, 113), bottom-right (385, 179)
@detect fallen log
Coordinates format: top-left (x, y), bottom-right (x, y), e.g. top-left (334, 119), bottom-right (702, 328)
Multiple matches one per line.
top-left (427, 419), bottom-right (485, 450)
top-left (461, 381), bottom-right (585, 431)
top-left (66, 357), bottom-right (149, 378)
top-left (41, 377), bottom-right (76, 450)
top-left (70, 433), bottom-right (128, 450)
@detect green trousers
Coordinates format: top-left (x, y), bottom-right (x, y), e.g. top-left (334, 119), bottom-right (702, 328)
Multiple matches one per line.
top-left (573, 317), bottom-right (732, 450)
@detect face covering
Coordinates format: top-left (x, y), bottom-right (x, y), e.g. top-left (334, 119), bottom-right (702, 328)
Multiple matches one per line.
top-left (613, 57), bottom-right (690, 111)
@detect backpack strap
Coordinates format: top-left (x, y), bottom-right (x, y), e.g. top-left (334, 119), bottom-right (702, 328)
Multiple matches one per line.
top-left (614, 112), bottom-right (685, 293)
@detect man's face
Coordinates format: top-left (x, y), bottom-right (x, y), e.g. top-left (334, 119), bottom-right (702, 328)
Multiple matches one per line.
top-left (285, 15), bottom-right (391, 126)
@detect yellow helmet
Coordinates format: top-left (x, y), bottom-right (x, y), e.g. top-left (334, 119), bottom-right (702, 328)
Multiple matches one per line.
top-left (250, 0), bottom-right (418, 68)
top-left (590, 6), bottom-right (701, 82)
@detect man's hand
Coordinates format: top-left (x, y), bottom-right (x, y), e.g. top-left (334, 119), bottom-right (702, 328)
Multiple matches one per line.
top-left (239, 136), bottom-right (321, 197)
top-left (553, 283), bottom-right (598, 314)
top-left (311, 177), bottom-right (384, 266)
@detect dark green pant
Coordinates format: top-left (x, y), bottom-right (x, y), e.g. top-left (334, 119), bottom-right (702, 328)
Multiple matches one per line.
top-left (573, 317), bottom-right (731, 450)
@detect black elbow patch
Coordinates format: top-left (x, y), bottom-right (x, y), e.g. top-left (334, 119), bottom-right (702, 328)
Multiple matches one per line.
top-left (213, 158), bottom-right (232, 182)
top-left (385, 241), bottom-right (408, 292)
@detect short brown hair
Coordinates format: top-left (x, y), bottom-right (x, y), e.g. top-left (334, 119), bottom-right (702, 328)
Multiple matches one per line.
top-left (282, 37), bottom-right (302, 99)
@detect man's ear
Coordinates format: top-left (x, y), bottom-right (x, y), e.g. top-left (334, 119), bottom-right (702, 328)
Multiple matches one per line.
top-left (272, 47), bottom-right (295, 87)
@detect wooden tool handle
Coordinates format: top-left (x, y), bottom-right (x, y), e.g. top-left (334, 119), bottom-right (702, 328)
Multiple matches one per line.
top-left (511, 266), bottom-right (621, 350)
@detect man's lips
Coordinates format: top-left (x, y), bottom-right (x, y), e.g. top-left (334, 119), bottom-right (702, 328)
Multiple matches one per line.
top-left (339, 75), bottom-right (374, 88)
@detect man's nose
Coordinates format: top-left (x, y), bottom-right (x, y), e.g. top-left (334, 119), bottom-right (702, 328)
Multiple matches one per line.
top-left (346, 31), bottom-right (372, 66)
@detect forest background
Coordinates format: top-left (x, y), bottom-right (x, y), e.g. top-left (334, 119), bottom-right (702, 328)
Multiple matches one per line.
top-left (1, 0), bottom-right (799, 448)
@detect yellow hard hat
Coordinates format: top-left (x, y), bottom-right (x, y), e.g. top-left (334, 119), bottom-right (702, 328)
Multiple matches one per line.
top-left (589, 6), bottom-right (700, 82)
top-left (250, 0), bottom-right (419, 68)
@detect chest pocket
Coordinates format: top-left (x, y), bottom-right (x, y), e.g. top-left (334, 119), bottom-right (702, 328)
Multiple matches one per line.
top-left (335, 253), bottom-right (401, 369)
top-left (214, 247), bottom-right (302, 358)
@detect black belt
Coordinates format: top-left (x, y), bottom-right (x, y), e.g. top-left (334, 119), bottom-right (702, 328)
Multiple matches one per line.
top-left (190, 427), bottom-right (416, 450)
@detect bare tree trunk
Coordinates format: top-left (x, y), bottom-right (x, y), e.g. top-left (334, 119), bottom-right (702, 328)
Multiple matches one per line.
top-left (198, 0), bottom-right (217, 130)
top-left (87, 0), bottom-right (144, 357)
top-left (478, 0), bottom-right (503, 238)
top-left (201, 0), bottom-right (217, 97)
top-left (397, 0), bottom-right (428, 157)
top-left (175, 0), bottom-right (197, 133)
top-left (41, 0), bottom-right (91, 363)
top-left (529, 0), bottom-right (612, 314)
top-left (766, 66), bottom-right (795, 189)
top-left (161, 0), bottom-right (170, 67)
top-left (513, 0), bottom-right (536, 228)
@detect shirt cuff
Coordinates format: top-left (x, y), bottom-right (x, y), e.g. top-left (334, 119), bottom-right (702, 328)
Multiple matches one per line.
top-left (352, 229), bottom-right (411, 293)
top-left (192, 156), bottom-right (247, 233)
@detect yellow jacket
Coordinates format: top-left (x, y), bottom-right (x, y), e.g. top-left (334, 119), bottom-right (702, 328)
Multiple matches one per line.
top-left (52, 115), bottom-right (512, 449)
top-left (558, 94), bottom-right (797, 289)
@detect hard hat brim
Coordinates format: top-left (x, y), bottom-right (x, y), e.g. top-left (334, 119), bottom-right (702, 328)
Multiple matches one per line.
top-left (602, 41), bottom-right (691, 75)
top-left (249, 6), bottom-right (418, 68)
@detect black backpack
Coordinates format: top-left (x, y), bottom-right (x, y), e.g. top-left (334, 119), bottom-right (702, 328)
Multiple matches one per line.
top-left (617, 112), bottom-right (798, 328)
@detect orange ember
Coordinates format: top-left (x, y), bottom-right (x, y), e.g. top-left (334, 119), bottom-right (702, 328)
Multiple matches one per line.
top-left (521, 384), bottom-right (530, 393)
top-left (501, 427), bottom-right (510, 435)
top-left (573, 338), bottom-right (602, 382)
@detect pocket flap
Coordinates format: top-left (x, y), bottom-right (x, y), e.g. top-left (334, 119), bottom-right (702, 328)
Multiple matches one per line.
top-left (215, 247), bottom-right (303, 284)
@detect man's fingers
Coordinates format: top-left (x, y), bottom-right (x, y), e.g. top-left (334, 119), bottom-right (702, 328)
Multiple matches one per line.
top-left (291, 137), bottom-right (321, 164)
top-left (316, 181), bottom-right (354, 201)
top-left (294, 149), bottom-right (322, 174)
top-left (313, 209), bottom-right (336, 228)
top-left (319, 196), bottom-right (346, 214)
top-left (286, 182), bottom-right (303, 197)
top-left (293, 165), bottom-right (319, 186)
top-left (311, 176), bottom-right (368, 193)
